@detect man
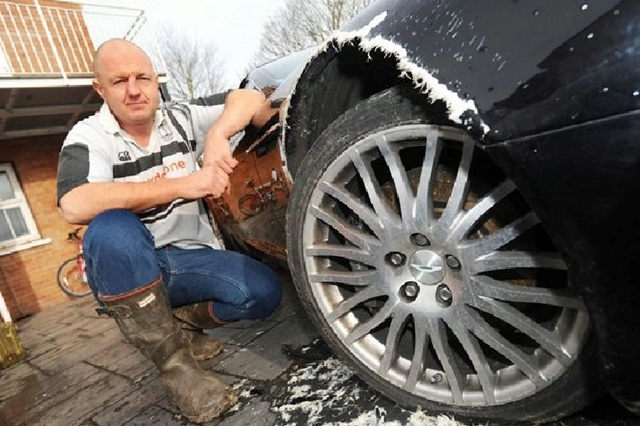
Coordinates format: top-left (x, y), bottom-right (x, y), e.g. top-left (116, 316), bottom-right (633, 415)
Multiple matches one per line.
top-left (56, 38), bottom-right (282, 424)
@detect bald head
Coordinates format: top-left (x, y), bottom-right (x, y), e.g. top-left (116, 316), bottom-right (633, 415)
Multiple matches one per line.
top-left (93, 38), bottom-right (154, 79)
top-left (91, 38), bottom-right (160, 131)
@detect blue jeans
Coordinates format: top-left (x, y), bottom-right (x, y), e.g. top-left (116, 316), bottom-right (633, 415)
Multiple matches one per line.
top-left (82, 209), bottom-right (282, 322)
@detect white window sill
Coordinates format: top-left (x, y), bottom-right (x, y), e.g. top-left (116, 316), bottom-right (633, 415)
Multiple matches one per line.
top-left (0, 238), bottom-right (52, 257)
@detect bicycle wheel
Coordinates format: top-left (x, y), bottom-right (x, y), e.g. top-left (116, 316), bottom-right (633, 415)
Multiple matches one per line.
top-left (56, 258), bottom-right (92, 297)
top-left (238, 194), bottom-right (263, 216)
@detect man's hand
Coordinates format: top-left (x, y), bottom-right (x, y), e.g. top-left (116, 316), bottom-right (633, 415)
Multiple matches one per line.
top-left (187, 165), bottom-right (231, 199)
top-left (201, 128), bottom-right (238, 174)
top-left (201, 89), bottom-right (266, 188)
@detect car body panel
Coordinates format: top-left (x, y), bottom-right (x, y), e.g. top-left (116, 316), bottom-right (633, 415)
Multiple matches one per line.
top-left (287, 0), bottom-right (640, 145)
top-left (341, 0), bottom-right (640, 141)
top-left (205, 119), bottom-right (289, 261)
top-left (485, 113), bottom-right (640, 407)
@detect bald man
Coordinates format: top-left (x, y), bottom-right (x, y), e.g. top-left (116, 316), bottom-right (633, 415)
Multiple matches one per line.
top-left (56, 39), bottom-right (282, 423)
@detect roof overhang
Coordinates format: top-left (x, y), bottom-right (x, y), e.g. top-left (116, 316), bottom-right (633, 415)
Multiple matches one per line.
top-left (0, 74), bottom-right (168, 141)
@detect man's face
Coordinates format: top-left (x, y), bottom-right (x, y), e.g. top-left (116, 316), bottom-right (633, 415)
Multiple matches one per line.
top-left (92, 46), bottom-right (160, 128)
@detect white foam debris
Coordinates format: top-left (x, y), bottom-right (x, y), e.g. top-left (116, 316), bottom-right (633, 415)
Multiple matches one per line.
top-left (233, 379), bottom-right (255, 399)
top-left (272, 358), bottom-right (361, 425)
top-left (272, 357), bottom-right (468, 426)
top-left (325, 409), bottom-right (462, 426)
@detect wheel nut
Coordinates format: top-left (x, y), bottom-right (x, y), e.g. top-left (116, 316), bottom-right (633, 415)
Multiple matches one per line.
top-left (401, 281), bottom-right (420, 301)
top-left (436, 284), bottom-right (453, 307)
top-left (410, 233), bottom-right (429, 246)
top-left (430, 373), bottom-right (443, 384)
top-left (445, 255), bottom-right (461, 269)
top-left (387, 252), bottom-right (406, 267)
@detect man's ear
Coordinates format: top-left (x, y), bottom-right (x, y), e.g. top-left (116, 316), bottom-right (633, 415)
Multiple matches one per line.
top-left (92, 79), bottom-right (105, 99)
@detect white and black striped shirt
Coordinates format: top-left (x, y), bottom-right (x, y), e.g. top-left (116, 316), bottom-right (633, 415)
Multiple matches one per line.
top-left (57, 95), bottom-right (230, 250)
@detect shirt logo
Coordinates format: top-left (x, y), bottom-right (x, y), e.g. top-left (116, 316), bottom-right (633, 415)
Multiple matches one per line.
top-left (118, 151), bottom-right (132, 162)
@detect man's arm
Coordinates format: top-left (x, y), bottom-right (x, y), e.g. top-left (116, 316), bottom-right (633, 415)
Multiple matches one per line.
top-left (59, 165), bottom-right (229, 225)
top-left (201, 88), bottom-right (267, 175)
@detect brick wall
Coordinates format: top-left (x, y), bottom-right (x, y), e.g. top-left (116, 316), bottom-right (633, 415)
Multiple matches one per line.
top-left (0, 0), bottom-right (94, 75)
top-left (0, 135), bottom-right (80, 320)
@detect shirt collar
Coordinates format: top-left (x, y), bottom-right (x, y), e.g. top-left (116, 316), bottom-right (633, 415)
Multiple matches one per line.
top-left (98, 102), bottom-right (165, 136)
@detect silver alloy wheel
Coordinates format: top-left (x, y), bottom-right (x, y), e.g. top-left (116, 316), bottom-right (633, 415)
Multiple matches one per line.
top-left (301, 124), bottom-right (590, 406)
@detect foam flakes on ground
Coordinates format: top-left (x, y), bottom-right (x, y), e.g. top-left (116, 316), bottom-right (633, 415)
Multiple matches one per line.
top-left (271, 357), bottom-right (467, 426)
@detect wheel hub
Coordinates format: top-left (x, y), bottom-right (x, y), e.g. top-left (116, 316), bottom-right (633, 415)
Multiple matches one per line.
top-left (408, 250), bottom-right (445, 285)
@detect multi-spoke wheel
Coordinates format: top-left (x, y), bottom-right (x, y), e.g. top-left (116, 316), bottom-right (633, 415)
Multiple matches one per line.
top-left (286, 86), bottom-right (598, 423)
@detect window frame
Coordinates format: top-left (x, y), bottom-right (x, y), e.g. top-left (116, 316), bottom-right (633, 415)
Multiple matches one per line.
top-left (0, 162), bottom-right (42, 250)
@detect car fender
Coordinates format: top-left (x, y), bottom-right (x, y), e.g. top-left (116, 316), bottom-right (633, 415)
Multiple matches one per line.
top-left (281, 0), bottom-right (640, 179)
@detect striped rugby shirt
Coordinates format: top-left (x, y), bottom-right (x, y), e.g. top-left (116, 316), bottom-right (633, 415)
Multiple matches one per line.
top-left (57, 94), bottom-right (233, 250)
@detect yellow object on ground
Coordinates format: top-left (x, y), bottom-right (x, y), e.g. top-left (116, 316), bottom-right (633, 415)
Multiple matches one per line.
top-left (0, 321), bottom-right (25, 369)
top-left (0, 289), bottom-right (25, 369)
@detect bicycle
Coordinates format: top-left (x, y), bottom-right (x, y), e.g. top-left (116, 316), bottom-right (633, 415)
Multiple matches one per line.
top-left (56, 227), bottom-right (92, 297)
top-left (238, 170), bottom-right (289, 217)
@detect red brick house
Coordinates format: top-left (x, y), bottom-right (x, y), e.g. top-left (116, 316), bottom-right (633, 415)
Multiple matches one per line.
top-left (0, 0), bottom-right (167, 319)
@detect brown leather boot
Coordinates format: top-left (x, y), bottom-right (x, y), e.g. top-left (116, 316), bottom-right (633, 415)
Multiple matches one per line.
top-left (99, 278), bottom-right (237, 424)
top-left (173, 302), bottom-right (226, 361)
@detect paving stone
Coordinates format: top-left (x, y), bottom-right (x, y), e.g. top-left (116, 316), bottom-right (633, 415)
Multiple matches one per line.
top-left (85, 340), bottom-right (155, 381)
top-left (92, 379), bottom-right (167, 426)
top-left (152, 393), bottom-right (181, 418)
top-left (120, 405), bottom-right (184, 426)
top-left (19, 319), bottom-right (96, 351)
top-left (29, 326), bottom-right (124, 374)
top-left (29, 372), bottom-right (132, 426)
top-left (197, 344), bottom-right (243, 370)
top-left (0, 362), bottom-right (110, 425)
top-left (214, 316), bottom-right (319, 381)
top-left (218, 398), bottom-right (275, 426)
top-left (264, 299), bottom-right (307, 324)
top-left (22, 318), bottom-right (115, 361)
top-left (18, 306), bottom-right (104, 343)
top-left (0, 361), bottom-right (47, 402)
top-left (208, 320), bottom-right (280, 347)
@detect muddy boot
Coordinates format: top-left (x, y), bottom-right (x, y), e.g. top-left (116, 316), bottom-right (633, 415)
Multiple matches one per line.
top-left (173, 302), bottom-right (225, 362)
top-left (99, 279), bottom-right (237, 423)
top-left (180, 326), bottom-right (223, 361)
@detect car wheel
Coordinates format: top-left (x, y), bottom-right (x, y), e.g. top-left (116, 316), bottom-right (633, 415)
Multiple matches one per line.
top-left (286, 85), bottom-right (598, 423)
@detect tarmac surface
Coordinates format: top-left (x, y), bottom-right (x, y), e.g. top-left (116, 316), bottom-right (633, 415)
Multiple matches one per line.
top-left (0, 268), bottom-right (638, 426)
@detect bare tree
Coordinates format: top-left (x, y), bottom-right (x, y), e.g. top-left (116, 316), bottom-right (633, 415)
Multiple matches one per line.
top-left (251, 0), bottom-right (373, 68)
top-left (156, 26), bottom-right (227, 100)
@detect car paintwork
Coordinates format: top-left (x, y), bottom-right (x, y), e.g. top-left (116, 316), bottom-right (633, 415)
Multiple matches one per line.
top-left (318, 0), bottom-right (640, 142)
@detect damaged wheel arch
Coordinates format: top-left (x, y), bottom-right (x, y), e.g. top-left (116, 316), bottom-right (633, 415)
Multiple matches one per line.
top-left (283, 39), bottom-right (469, 181)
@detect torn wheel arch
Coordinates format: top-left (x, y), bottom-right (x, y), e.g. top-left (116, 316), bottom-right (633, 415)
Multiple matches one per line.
top-left (281, 37), bottom-right (488, 181)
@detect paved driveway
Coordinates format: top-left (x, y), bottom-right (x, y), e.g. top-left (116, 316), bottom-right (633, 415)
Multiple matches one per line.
top-left (0, 269), bottom-right (636, 426)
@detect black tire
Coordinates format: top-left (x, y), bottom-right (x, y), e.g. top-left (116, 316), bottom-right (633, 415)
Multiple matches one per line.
top-left (56, 258), bottom-right (91, 297)
top-left (285, 86), bottom-right (600, 424)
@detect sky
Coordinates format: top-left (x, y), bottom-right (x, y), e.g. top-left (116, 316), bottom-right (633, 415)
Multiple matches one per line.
top-left (86, 0), bottom-right (287, 87)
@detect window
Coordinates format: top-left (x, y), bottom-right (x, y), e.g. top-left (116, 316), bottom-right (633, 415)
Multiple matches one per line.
top-left (0, 163), bottom-right (40, 249)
